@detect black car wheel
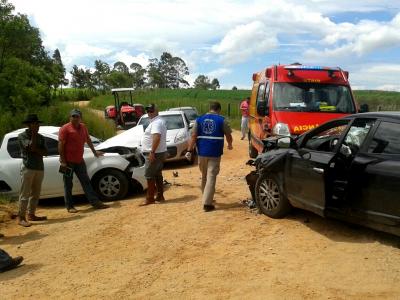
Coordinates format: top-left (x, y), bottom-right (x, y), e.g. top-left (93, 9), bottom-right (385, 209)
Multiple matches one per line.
top-left (255, 173), bottom-right (291, 218)
top-left (92, 169), bottom-right (129, 201)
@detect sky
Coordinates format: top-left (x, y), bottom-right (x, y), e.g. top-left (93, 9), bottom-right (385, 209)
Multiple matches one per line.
top-left (11, 0), bottom-right (400, 91)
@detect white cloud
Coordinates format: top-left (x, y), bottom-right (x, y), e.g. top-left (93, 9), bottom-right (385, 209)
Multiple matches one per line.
top-left (110, 51), bottom-right (150, 69)
top-left (350, 63), bottom-right (400, 92)
top-left (305, 12), bottom-right (400, 60)
top-left (207, 68), bottom-right (232, 78)
top-left (212, 21), bottom-right (278, 65)
top-left (62, 42), bottom-right (112, 65)
top-left (10, 0), bottom-right (400, 91)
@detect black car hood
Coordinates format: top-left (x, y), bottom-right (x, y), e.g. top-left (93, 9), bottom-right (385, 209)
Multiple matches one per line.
top-left (255, 148), bottom-right (293, 172)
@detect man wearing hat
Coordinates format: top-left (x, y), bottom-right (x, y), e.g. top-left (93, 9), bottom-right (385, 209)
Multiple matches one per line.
top-left (58, 109), bottom-right (109, 213)
top-left (140, 104), bottom-right (167, 205)
top-left (17, 114), bottom-right (48, 227)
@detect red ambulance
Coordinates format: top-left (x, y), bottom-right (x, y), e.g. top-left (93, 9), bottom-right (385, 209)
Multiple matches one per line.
top-left (248, 64), bottom-right (363, 157)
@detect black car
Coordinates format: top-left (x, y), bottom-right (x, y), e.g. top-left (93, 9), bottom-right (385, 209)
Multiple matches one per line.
top-left (247, 112), bottom-right (400, 236)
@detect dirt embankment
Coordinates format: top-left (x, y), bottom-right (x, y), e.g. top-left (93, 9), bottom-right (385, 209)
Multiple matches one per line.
top-left (1, 130), bottom-right (400, 299)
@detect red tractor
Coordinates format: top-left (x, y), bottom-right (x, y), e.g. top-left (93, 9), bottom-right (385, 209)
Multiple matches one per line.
top-left (105, 88), bottom-right (145, 129)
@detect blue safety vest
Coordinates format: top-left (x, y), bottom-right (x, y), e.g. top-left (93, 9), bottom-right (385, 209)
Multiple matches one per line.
top-left (196, 113), bottom-right (225, 157)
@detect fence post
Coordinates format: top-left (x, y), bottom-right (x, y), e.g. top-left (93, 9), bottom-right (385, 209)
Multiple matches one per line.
top-left (377, 105), bottom-right (382, 111)
top-left (228, 103), bottom-right (231, 117)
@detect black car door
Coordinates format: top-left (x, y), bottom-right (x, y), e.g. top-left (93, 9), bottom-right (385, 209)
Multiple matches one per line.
top-left (285, 120), bottom-right (350, 216)
top-left (345, 120), bottom-right (400, 226)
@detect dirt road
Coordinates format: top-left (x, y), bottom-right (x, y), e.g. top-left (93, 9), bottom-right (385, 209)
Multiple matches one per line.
top-left (1, 130), bottom-right (400, 299)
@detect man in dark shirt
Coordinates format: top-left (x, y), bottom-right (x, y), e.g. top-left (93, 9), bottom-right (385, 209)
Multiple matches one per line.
top-left (17, 114), bottom-right (48, 227)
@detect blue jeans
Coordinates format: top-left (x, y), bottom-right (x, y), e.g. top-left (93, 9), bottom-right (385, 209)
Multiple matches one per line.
top-left (63, 161), bottom-right (99, 209)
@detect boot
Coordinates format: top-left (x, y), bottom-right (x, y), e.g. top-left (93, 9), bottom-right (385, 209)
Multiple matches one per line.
top-left (140, 179), bottom-right (156, 206)
top-left (17, 216), bottom-right (31, 227)
top-left (27, 214), bottom-right (47, 221)
top-left (155, 177), bottom-right (165, 202)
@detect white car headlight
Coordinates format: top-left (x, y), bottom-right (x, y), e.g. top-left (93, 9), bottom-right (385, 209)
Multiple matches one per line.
top-left (272, 123), bottom-right (290, 136)
top-left (174, 131), bottom-right (187, 143)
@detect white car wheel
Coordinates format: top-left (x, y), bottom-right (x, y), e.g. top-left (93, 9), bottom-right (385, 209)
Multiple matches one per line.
top-left (92, 169), bottom-right (129, 201)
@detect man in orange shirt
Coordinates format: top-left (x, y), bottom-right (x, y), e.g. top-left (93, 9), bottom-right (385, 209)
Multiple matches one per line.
top-left (58, 109), bottom-right (109, 213)
top-left (240, 97), bottom-right (250, 140)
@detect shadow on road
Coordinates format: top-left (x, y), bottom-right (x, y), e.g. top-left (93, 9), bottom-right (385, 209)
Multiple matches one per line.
top-left (163, 195), bottom-right (198, 204)
top-left (216, 202), bottom-right (246, 210)
top-left (0, 263), bottom-right (43, 281)
top-left (0, 230), bottom-right (48, 245)
top-left (286, 209), bottom-right (400, 248)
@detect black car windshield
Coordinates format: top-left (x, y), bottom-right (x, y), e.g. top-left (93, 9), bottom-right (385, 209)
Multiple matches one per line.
top-left (138, 115), bottom-right (185, 130)
top-left (273, 83), bottom-right (356, 113)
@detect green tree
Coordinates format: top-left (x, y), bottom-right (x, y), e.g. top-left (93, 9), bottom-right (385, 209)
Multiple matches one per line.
top-left (0, 0), bottom-right (56, 112)
top-left (194, 75), bottom-right (211, 89)
top-left (105, 71), bottom-right (132, 88)
top-left (93, 59), bottom-right (110, 92)
top-left (130, 62), bottom-right (146, 89)
top-left (146, 52), bottom-right (189, 88)
top-left (211, 78), bottom-right (220, 90)
top-left (51, 49), bottom-right (68, 91)
top-left (70, 65), bottom-right (87, 89)
top-left (113, 61), bottom-right (129, 73)
top-left (146, 57), bottom-right (164, 88)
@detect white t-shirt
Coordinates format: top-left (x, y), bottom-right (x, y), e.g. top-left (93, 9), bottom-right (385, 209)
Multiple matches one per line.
top-left (141, 115), bottom-right (167, 153)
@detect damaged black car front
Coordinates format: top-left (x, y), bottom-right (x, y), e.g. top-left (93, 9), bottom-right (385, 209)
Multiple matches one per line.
top-left (246, 113), bottom-right (400, 237)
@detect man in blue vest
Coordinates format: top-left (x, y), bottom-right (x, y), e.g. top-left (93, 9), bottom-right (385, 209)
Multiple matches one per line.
top-left (187, 101), bottom-right (233, 212)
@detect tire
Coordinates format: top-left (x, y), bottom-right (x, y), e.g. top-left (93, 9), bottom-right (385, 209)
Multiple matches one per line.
top-left (249, 138), bottom-right (258, 158)
top-left (92, 169), bottom-right (129, 201)
top-left (255, 173), bottom-right (291, 218)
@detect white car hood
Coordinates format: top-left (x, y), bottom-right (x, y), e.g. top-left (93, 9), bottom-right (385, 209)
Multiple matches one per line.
top-left (96, 125), bottom-right (144, 150)
top-left (96, 125), bottom-right (189, 151)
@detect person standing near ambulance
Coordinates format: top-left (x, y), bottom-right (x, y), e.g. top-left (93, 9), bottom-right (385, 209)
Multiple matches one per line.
top-left (240, 97), bottom-right (250, 140)
top-left (187, 101), bottom-right (233, 212)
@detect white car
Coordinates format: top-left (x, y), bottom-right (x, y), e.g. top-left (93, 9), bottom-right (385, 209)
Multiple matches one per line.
top-left (168, 106), bottom-right (198, 128)
top-left (0, 126), bottom-right (147, 201)
top-left (97, 111), bottom-right (195, 164)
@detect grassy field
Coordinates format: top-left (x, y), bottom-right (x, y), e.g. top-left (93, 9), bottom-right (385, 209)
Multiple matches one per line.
top-left (88, 88), bottom-right (400, 130)
top-left (353, 90), bottom-right (400, 111)
top-left (89, 89), bottom-right (251, 129)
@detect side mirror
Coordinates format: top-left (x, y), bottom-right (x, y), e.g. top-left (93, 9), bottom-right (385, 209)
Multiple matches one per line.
top-left (277, 137), bottom-right (291, 148)
top-left (339, 144), bottom-right (352, 158)
top-left (359, 103), bottom-right (369, 113)
top-left (298, 148), bottom-right (311, 160)
top-left (257, 101), bottom-right (269, 116)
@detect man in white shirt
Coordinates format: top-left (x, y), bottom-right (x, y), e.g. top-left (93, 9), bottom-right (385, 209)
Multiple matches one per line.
top-left (140, 104), bottom-right (168, 205)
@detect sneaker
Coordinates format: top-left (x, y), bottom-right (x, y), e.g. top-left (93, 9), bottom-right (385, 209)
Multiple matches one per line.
top-left (203, 205), bottom-right (215, 212)
top-left (0, 256), bottom-right (23, 273)
top-left (27, 214), bottom-right (47, 221)
top-left (67, 207), bottom-right (78, 213)
top-left (17, 218), bottom-right (31, 227)
top-left (92, 202), bottom-right (109, 209)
